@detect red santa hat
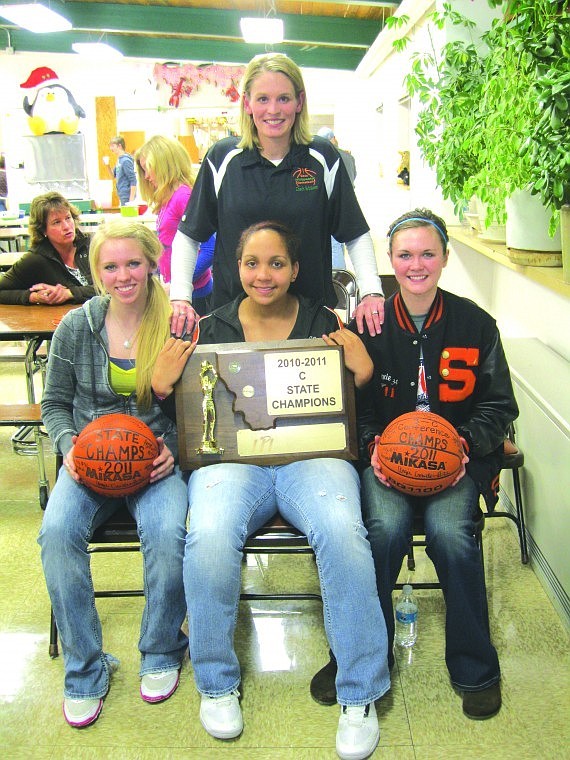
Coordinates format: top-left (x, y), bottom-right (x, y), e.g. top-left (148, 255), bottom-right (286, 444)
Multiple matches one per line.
top-left (20, 67), bottom-right (59, 89)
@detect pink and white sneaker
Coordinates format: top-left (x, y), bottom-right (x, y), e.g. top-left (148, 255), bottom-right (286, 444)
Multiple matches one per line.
top-left (140, 668), bottom-right (180, 703)
top-left (63, 697), bottom-right (103, 728)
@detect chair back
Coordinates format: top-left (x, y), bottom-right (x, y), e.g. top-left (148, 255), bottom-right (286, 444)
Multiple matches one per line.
top-left (332, 269), bottom-right (359, 322)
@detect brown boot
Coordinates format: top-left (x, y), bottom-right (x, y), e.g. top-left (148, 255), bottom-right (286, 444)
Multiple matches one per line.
top-left (310, 657), bottom-right (337, 706)
top-left (463, 683), bottom-right (502, 719)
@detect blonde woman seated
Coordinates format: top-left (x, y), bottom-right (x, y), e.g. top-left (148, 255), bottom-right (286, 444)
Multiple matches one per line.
top-left (39, 220), bottom-right (188, 728)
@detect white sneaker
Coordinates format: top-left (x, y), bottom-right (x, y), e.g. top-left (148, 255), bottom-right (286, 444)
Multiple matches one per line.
top-left (63, 697), bottom-right (103, 728)
top-left (336, 702), bottom-right (380, 760)
top-left (200, 690), bottom-right (243, 739)
top-left (140, 668), bottom-right (180, 703)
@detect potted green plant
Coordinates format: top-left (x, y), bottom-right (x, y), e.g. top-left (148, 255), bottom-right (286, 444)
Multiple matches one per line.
top-left (521, 6), bottom-right (570, 235)
top-left (388, 1), bottom-right (569, 244)
top-left (388, 4), bottom-right (485, 220)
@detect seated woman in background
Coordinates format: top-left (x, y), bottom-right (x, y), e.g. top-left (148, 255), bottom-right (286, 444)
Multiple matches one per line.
top-left (39, 219), bottom-right (188, 728)
top-left (152, 220), bottom-right (389, 760)
top-left (0, 191), bottom-right (95, 305)
top-left (135, 135), bottom-right (213, 316)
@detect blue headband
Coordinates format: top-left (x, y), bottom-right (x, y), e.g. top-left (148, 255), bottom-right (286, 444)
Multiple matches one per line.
top-left (389, 217), bottom-right (448, 245)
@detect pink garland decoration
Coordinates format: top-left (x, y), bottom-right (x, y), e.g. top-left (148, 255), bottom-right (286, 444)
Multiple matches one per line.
top-left (153, 63), bottom-right (246, 107)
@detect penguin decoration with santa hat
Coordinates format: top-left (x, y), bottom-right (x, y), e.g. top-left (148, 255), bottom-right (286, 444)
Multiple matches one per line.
top-left (21, 67), bottom-right (86, 136)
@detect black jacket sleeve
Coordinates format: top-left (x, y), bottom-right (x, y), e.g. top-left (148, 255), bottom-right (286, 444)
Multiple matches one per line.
top-left (354, 379), bottom-right (380, 467)
top-left (0, 254), bottom-right (41, 304)
top-left (454, 326), bottom-right (518, 457)
top-left (156, 392), bottom-right (177, 423)
top-left (66, 283), bottom-right (97, 303)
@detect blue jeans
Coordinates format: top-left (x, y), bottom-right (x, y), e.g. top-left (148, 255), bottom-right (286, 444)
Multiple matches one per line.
top-left (361, 468), bottom-right (500, 691)
top-left (184, 459), bottom-right (390, 706)
top-left (38, 467), bottom-right (189, 699)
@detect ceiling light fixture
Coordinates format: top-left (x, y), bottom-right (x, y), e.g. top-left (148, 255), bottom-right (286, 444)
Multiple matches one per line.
top-left (72, 41), bottom-right (123, 60)
top-left (240, 17), bottom-right (283, 45)
top-left (0, 2), bottom-right (72, 33)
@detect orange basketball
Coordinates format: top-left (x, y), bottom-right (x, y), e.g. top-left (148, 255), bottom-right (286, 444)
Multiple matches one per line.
top-left (74, 413), bottom-right (159, 497)
top-left (376, 411), bottom-right (463, 496)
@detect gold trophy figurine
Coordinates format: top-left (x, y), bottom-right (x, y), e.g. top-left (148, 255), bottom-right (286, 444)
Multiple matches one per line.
top-left (197, 360), bottom-right (224, 455)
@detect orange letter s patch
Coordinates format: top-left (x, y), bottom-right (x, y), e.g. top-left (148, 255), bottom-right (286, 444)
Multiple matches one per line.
top-left (439, 347), bottom-right (479, 402)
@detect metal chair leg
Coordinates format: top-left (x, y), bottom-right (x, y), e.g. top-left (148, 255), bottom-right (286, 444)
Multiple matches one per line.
top-left (511, 467), bottom-right (529, 563)
top-left (49, 609), bottom-right (59, 658)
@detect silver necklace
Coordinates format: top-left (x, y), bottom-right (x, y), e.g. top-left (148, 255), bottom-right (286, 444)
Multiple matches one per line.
top-left (110, 313), bottom-right (140, 350)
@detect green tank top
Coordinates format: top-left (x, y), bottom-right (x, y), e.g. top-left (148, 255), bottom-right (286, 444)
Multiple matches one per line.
top-left (109, 358), bottom-right (136, 396)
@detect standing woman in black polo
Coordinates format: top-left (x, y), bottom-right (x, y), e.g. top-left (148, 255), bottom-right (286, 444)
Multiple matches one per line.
top-left (0, 191), bottom-right (95, 305)
top-left (169, 52), bottom-right (385, 337)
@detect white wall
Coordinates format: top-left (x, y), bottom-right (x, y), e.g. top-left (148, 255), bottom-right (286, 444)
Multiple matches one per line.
top-left (502, 337), bottom-right (570, 629)
top-left (444, 241), bottom-right (570, 363)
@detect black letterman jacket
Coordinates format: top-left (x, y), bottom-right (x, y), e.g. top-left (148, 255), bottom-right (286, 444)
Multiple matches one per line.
top-left (353, 288), bottom-right (518, 509)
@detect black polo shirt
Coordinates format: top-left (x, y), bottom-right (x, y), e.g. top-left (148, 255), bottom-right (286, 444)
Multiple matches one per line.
top-left (178, 136), bottom-right (369, 308)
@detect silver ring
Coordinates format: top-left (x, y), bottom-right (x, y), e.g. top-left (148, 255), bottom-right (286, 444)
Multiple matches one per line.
top-left (371, 310), bottom-right (379, 315)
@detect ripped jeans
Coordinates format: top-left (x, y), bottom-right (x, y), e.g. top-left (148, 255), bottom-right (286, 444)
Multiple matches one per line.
top-left (184, 460), bottom-right (390, 706)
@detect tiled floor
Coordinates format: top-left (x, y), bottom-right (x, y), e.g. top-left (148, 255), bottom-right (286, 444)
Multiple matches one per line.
top-left (1, 354), bottom-right (569, 759)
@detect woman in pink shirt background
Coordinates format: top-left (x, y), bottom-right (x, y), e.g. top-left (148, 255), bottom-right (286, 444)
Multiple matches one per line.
top-left (136, 135), bottom-right (213, 316)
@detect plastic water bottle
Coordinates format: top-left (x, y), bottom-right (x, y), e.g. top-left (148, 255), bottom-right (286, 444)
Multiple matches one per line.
top-left (394, 584), bottom-right (418, 647)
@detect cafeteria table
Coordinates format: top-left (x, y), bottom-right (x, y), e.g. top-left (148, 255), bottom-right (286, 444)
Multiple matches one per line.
top-left (0, 226), bottom-right (28, 253)
top-left (0, 251), bottom-right (23, 271)
top-left (0, 303), bottom-right (77, 507)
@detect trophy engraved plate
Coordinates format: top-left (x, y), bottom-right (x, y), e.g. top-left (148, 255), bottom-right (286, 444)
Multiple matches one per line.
top-left (237, 423), bottom-right (348, 457)
top-left (176, 339), bottom-right (357, 469)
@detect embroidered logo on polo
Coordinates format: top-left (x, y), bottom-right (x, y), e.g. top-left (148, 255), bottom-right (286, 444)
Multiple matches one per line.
top-left (292, 167), bottom-right (318, 191)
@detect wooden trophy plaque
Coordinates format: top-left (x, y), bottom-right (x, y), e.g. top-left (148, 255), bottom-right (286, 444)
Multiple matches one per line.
top-left (175, 339), bottom-right (357, 469)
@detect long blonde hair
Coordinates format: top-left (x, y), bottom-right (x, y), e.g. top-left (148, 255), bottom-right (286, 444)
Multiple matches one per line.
top-left (238, 53), bottom-right (312, 151)
top-left (90, 219), bottom-right (171, 410)
top-left (135, 135), bottom-right (195, 213)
